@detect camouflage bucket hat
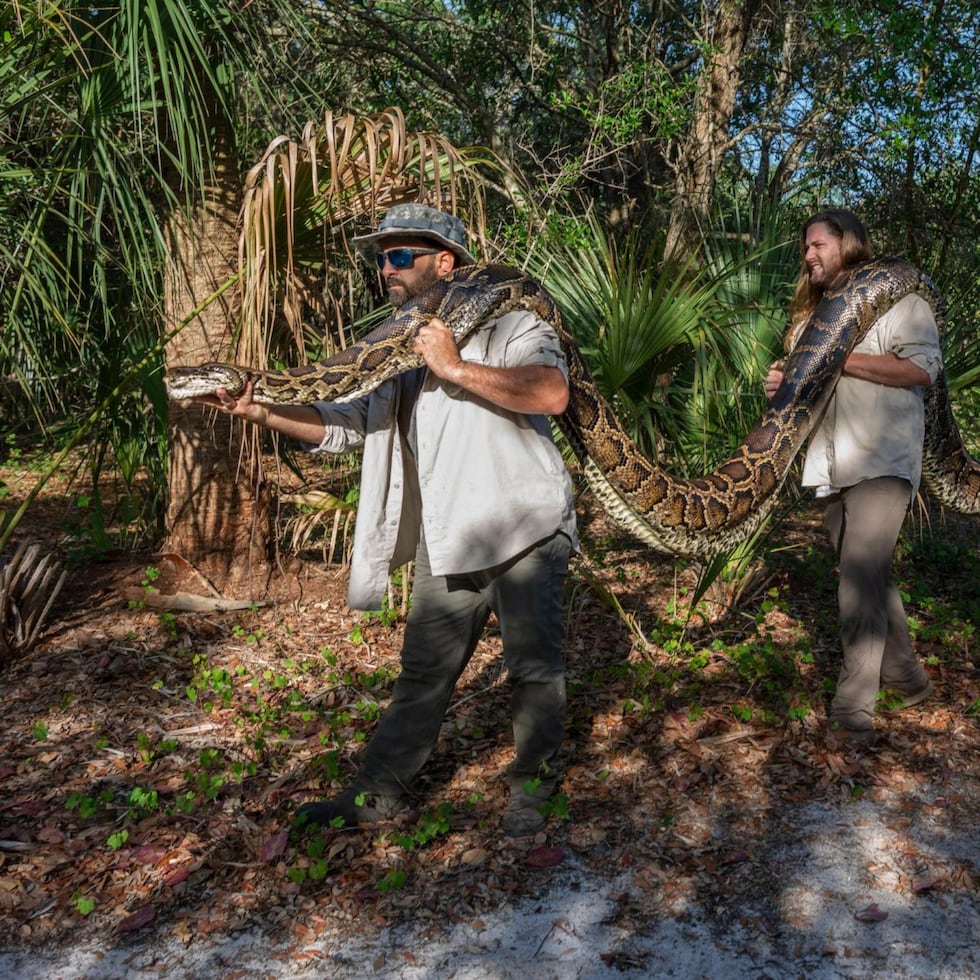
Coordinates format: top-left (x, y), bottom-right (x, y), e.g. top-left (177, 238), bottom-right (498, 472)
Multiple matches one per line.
top-left (352, 204), bottom-right (476, 265)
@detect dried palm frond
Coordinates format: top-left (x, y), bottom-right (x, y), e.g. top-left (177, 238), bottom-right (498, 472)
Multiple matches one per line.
top-left (279, 490), bottom-right (356, 566)
top-left (0, 541), bottom-right (67, 666)
top-left (238, 107), bottom-right (500, 368)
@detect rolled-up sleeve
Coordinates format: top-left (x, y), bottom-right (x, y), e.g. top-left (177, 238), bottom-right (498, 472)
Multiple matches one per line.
top-left (301, 396), bottom-right (371, 454)
top-left (467, 310), bottom-right (569, 379)
top-left (887, 294), bottom-right (943, 383)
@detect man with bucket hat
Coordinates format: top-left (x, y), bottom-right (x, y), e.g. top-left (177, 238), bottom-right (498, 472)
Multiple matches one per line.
top-left (197, 203), bottom-right (578, 837)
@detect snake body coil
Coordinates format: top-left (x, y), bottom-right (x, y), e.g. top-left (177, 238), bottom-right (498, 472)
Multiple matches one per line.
top-left (167, 261), bottom-right (980, 556)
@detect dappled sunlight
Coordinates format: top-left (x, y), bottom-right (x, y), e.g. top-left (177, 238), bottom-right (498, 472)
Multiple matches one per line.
top-left (1, 460), bottom-right (978, 976)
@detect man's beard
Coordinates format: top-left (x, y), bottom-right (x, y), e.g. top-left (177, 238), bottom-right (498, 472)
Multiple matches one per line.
top-left (386, 266), bottom-right (442, 309)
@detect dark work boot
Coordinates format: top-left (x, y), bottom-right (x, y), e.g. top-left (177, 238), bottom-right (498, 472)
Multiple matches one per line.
top-left (503, 772), bottom-right (559, 838)
top-left (293, 788), bottom-right (407, 829)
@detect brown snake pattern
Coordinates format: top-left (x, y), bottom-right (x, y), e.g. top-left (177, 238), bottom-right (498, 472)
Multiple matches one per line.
top-left (166, 261), bottom-right (980, 557)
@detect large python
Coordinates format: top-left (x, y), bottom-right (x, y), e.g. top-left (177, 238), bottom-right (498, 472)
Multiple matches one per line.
top-left (166, 260), bottom-right (980, 556)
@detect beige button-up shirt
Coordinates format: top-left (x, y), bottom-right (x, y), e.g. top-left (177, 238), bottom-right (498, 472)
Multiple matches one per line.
top-left (802, 293), bottom-right (943, 497)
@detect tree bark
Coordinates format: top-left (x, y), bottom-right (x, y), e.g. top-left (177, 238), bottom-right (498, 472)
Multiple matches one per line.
top-left (162, 137), bottom-right (273, 596)
top-left (666, 0), bottom-right (762, 261)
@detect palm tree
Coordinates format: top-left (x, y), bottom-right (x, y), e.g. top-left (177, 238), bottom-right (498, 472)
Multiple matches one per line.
top-left (526, 204), bottom-right (795, 618)
top-left (0, 2), bottom-right (320, 584)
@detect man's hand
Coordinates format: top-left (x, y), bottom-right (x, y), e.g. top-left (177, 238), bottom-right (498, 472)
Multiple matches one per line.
top-left (414, 317), bottom-right (463, 381)
top-left (414, 316), bottom-right (568, 414)
top-left (764, 361), bottom-right (785, 400)
top-left (193, 381), bottom-right (270, 425)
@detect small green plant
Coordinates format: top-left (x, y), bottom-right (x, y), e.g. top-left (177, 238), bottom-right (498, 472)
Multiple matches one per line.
top-left (539, 791), bottom-right (570, 822)
top-left (173, 791), bottom-right (196, 815)
top-left (107, 829), bottom-right (129, 851)
top-left (876, 689), bottom-right (907, 711)
top-left (376, 868), bottom-right (408, 893)
top-left (126, 786), bottom-right (159, 819)
top-left (288, 833), bottom-right (333, 882)
top-left (786, 697), bottom-right (811, 721)
top-left (135, 732), bottom-right (154, 764)
top-left (32, 720), bottom-right (48, 741)
top-left (390, 804), bottom-right (453, 851)
top-left (71, 893), bottom-right (96, 917)
top-left (188, 769), bottom-right (225, 802)
top-left (129, 566), bottom-right (161, 609)
top-left (363, 594), bottom-right (400, 628)
top-left (731, 704), bottom-right (753, 723)
top-left (157, 611), bottom-right (178, 639)
top-left (232, 624), bottom-right (265, 644)
top-left (66, 788), bottom-right (113, 819)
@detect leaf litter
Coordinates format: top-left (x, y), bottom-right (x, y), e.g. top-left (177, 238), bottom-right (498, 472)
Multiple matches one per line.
top-left (0, 461), bottom-right (978, 977)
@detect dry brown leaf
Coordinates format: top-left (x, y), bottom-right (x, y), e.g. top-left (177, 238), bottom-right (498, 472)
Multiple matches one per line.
top-left (259, 829), bottom-right (289, 863)
top-left (720, 849), bottom-right (751, 866)
top-left (116, 904), bottom-right (156, 933)
top-left (459, 847), bottom-right (489, 866)
top-left (525, 847), bottom-right (565, 869)
top-left (854, 903), bottom-right (888, 923)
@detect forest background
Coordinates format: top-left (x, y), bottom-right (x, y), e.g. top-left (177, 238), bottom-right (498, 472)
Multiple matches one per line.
top-left (2, 0), bottom-right (979, 581)
top-left (0, 1), bottom-right (979, 966)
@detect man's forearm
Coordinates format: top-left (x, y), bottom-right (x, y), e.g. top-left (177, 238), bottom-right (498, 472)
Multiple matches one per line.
top-left (257, 403), bottom-right (330, 444)
top-left (442, 361), bottom-right (569, 414)
top-left (196, 383), bottom-right (328, 444)
top-left (843, 352), bottom-right (931, 387)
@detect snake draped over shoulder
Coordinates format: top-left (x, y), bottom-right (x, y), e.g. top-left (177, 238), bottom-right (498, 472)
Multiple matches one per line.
top-left (166, 260), bottom-right (980, 557)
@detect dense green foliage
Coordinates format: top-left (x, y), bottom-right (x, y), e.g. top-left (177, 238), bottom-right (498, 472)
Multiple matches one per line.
top-left (1, 0), bottom-right (977, 559)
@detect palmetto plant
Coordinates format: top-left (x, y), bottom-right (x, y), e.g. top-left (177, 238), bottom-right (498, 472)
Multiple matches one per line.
top-left (0, 3), bottom-right (499, 571)
top-left (0, 1), bottom-right (325, 557)
top-left (526, 205), bottom-right (797, 618)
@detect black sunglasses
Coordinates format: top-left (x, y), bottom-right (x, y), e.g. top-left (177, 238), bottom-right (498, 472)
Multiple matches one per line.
top-left (375, 247), bottom-right (441, 270)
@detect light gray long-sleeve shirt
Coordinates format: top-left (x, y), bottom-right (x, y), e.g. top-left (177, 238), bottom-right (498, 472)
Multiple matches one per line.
top-left (306, 308), bottom-right (579, 609)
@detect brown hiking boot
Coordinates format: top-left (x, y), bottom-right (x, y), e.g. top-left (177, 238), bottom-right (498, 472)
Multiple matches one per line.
top-left (826, 720), bottom-right (877, 748)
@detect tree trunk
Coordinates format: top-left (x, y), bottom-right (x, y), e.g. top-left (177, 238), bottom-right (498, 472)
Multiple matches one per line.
top-left (162, 150), bottom-right (273, 597)
top-left (666, 0), bottom-right (762, 261)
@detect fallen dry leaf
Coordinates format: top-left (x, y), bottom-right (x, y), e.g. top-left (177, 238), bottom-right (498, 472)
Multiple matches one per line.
top-left (854, 903), bottom-right (888, 923)
top-left (260, 830), bottom-right (289, 863)
top-left (460, 847), bottom-right (489, 866)
top-left (116, 904), bottom-right (156, 934)
top-left (720, 849), bottom-right (751, 866)
top-left (525, 847), bottom-right (565, 869)
top-left (132, 845), bottom-right (168, 865)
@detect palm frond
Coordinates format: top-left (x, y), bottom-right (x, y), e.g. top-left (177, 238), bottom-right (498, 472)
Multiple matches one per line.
top-left (239, 109), bottom-right (504, 369)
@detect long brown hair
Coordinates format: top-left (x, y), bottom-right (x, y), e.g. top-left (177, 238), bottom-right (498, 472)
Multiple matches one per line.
top-left (785, 209), bottom-right (874, 348)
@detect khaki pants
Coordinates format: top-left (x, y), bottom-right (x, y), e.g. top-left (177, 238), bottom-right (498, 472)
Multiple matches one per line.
top-left (824, 476), bottom-right (930, 729)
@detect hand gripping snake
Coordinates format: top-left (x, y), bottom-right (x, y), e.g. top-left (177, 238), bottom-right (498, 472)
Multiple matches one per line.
top-left (166, 260), bottom-right (980, 557)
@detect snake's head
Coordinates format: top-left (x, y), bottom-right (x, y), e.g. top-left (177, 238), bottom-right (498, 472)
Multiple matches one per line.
top-left (165, 363), bottom-right (250, 401)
